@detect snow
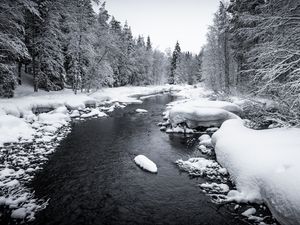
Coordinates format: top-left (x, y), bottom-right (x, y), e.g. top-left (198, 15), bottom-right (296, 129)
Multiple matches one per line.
top-left (70, 110), bottom-right (80, 118)
top-left (176, 157), bottom-right (227, 177)
top-left (166, 126), bottom-right (194, 134)
top-left (241, 208), bottom-right (256, 217)
top-left (169, 105), bottom-right (240, 128)
top-left (11, 208), bottom-right (27, 219)
top-left (212, 119), bottom-right (300, 225)
top-left (134, 155), bottom-right (158, 173)
top-left (38, 112), bottom-right (70, 126)
top-left (199, 182), bottom-right (229, 193)
top-left (163, 86), bottom-right (242, 130)
top-left (136, 108), bottom-right (148, 113)
top-left (0, 115), bottom-right (34, 147)
top-left (174, 100), bottom-right (243, 115)
top-left (80, 108), bottom-right (108, 118)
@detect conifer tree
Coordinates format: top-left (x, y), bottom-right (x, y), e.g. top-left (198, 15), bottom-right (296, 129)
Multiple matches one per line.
top-left (169, 41), bottom-right (181, 84)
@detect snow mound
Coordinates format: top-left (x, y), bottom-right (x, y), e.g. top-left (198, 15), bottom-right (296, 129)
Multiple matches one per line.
top-left (0, 115), bottom-right (34, 147)
top-left (181, 100), bottom-right (243, 115)
top-left (38, 112), bottom-right (70, 126)
top-left (136, 108), bottom-right (148, 113)
top-left (134, 155), bottom-right (157, 173)
top-left (212, 119), bottom-right (300, 225)
top-left (80, 108), bottom-right (107, 118)
top-left (169, 104), bottom-right (240, 128)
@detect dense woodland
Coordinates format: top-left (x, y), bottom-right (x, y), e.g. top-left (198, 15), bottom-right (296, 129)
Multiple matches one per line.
top-left (0, 0), bottom-right (202, 97)
top-left (203, 0), bottom-right (300, 123)
top-left (1, 0), bottom-right (300, 124)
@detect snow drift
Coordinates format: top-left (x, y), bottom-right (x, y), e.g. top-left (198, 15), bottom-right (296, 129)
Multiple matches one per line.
top-left (0, 115), bottom-right (34, 146)
top-left (212, 119), bottom-right (300, 225)
top-left (169, 103), bottom-right (240, 128)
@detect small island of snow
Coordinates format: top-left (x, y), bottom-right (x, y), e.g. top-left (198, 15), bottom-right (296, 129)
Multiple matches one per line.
top-left (134, 155), bottom-right (157, 173)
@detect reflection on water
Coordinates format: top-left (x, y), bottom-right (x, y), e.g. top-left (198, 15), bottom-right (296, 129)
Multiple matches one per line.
top-left (29, 95), bottom-right (247, 225)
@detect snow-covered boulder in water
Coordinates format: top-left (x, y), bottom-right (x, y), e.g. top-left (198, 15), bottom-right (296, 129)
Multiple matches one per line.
top-left (80, 108), bottom-right (107, 118)
top-left (134, 155), bottom-right (157, 173)
top-left (169, 104), bottom-right (240, 128)
top-left (136, 108), bottom-right (148, 113)
top-left (212, 119), bottom-right (300, 225)
top-left (175, 100), bottom-right (242, 116)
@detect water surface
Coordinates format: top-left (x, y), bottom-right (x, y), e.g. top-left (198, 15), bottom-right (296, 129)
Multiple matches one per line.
top-left (30, 95), bottom-right (247, 225)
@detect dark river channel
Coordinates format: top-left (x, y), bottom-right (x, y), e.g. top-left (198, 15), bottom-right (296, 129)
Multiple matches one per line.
top-left (29, 94), bottom-right (248, 225)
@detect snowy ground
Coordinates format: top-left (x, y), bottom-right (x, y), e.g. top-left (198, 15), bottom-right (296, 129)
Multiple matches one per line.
top-left (0, 84), bottom-right (186, 222)
top-left (158, 85), bottom-right (299, 225)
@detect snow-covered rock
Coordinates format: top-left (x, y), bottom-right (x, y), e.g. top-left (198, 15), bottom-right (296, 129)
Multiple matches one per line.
top-left (241, 208), bottom-right (256, 217)
top-left (70, 110), bottom-right (80, 118)
top-left (166, 126), bottom-right (194, 134)
top-left (198, 134), bottom-right (212, 147)
top-left (168, 101), bottom-right (240, 129)
top-left (0, 115), bottom-right (34, 147)
top-left (38, 112), bottom-right (70, 127)
top-left (136, 108), bottom-right (148, 113)
top-left (199, 182), bottom-right (229, 193)
top-left (176, 157), bottom-right (227, 177)
top-left (11, 208), bottom-right (27, 219)
top-left (80, 108), bottom-right (107, 118)
top-left (134, 155), bottom-right (157, 173)
top-left (212, 119), bottom-right (300, 225)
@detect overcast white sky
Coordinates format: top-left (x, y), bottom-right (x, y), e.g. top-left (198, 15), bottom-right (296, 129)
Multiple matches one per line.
top-left (93, 0), bottom-right (220, 54)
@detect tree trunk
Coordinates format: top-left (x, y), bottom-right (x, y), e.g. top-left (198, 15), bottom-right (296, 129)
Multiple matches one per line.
top-left (224, 28), bottom-right (230, 93)
top-left (32, 14), bottom-right (38, 92)
top-left (18, 62), bottom-right (22, 85)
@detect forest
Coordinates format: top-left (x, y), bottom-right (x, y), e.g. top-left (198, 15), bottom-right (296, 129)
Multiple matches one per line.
top-left (1, 0), bottom-right (300, 123)
top-left (0, 0), bottom-right (202, 97)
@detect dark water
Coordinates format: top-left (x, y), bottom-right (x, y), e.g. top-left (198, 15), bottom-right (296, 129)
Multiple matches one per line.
top-left (30, 95), bottom-right (248, 225)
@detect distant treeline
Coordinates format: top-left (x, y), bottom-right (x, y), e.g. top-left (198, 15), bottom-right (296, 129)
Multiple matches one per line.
top-left (0, 0), bottom-right (203, 97)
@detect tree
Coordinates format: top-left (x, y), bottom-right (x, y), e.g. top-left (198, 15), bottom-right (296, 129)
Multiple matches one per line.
top-left (169, 41), bottom-right (181, 84)
top-left (63, 0), bottom-right (96, 93)
top-left (146, 36), bottom-right (152, 51)
top-left (202, 1), bottom-right (236, 93)
top-left (0, 0), bottom-right (37, 97)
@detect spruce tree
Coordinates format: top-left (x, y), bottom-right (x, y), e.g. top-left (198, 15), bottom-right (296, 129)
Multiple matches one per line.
top-left (169, 41), bottom-right (181, 84)
top-left (146, 36), bottom-right (152, 51)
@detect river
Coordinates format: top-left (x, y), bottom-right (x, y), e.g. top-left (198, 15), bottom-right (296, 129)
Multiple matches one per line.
top-left (29, 94), bottom-right (248, 225)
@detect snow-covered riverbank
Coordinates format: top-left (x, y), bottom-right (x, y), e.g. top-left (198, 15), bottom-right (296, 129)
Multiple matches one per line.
top-left (0, 84), bottom-right (186, 221)
top-left (162, 86), bottom-right (300, 225)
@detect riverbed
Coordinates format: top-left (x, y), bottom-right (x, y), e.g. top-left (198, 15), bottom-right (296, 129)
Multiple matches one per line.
top-left (27, 94), bottom-right (248, 225)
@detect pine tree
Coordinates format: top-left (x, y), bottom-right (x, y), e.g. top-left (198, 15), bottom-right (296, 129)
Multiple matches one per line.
top-left (63, 0), bottom-right (96, 93)
top-left (33, 0), bottom-right (65, 91)
top-left (169, 41), bottom-right (181, 84)
top-left (146, 36), bottom-right (152, 51)
top-left (0, 0), bottom-right (37, 97)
